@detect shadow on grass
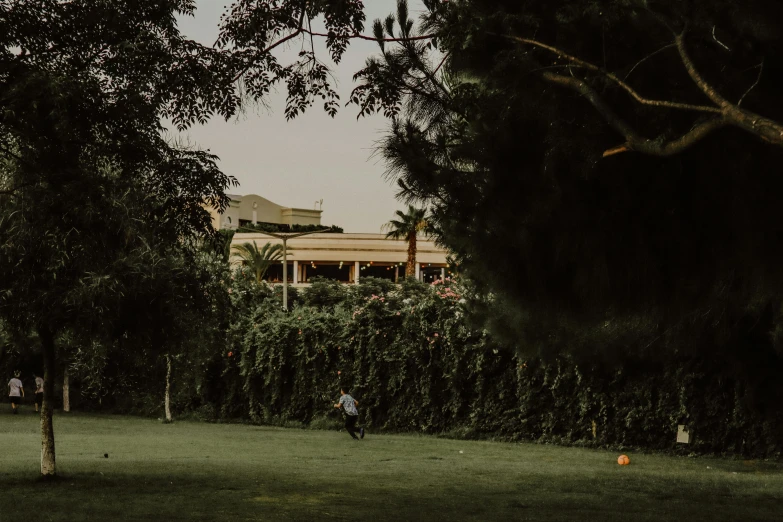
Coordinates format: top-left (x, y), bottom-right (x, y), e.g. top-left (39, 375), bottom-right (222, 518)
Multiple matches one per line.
top-left (3, 463), bottom-right (782, 522)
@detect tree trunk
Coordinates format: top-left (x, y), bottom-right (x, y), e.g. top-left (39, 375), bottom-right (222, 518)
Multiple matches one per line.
top-left (165, 355), bottom-right (172, 422)
top-left (406, 233), bottom-right (417, 277)
top-left (39, 327), bottom-right (57, 477)
top-left (63, 369), bottom-right (70, 413)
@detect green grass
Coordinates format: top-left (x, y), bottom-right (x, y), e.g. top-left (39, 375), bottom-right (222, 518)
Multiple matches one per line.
top-left (1, 410), bottom-right (782, 521)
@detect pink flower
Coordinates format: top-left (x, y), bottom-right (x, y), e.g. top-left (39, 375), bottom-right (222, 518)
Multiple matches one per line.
top-left (396, 312), bottom-right (401, 316)
top-left (228, 351), bottom-right (233, 357)
top-left (338, 371), bottom-right (341, 375)
top-left (228, 289), bottom-right (233, 294)
top-left (434, 333), bottom-right (439, 337)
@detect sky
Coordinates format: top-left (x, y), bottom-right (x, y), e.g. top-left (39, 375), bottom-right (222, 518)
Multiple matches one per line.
top-left (169, 1), bottom-right (428, 233)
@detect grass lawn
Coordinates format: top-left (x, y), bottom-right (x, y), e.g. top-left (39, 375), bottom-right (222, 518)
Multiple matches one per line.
top-left (1, 410), bottom-right (782, 521)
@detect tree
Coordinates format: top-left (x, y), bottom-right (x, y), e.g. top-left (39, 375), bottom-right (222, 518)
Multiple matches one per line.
top-left (383, 206), bottom-right (428, 278)
top-left (352, 0), bottom-right (783, 155)
top-left (348, 0), bottom-right (783, 365)
top-left (2, 1), bottom-right (403, 473)
top-left (0, 1), bottom-right (235, 476)
top-left (232, 241), bottom-right (286, 283)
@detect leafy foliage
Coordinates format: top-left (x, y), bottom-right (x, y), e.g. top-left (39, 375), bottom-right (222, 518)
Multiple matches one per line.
top-left (0, 0), bottom-right (238, 475)
top-left (232, 277), bottom-right (783, 456)
top-left (232, 241), bottom-right (286, 282)
top-left (236, 223), bottom-right (343, 234)
top-left (383, 205), bottom-right (428, 277)
top-left (79, 275), bottom-right (780, 457)
top-left (215, 0), bottom-right (367, 119)
top-left (349, 0), bottom-right (783, 363)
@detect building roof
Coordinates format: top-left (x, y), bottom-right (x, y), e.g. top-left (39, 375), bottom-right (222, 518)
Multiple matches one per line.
top-left (231, 232), bottom-right (448, 264)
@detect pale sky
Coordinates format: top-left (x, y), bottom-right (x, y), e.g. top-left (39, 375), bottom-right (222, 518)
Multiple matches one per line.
top-left (169, 1), bottom-right (427, 233)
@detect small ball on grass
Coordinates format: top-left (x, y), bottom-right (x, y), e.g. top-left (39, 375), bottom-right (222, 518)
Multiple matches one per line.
top-left (617, 455), bottom-right (630, 466)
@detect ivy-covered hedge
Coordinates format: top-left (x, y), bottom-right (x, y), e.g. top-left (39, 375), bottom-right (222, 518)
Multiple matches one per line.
top-left (204, 277), bottom-right (783, 457)
top-left (31, 271), bottom-right (780, 457)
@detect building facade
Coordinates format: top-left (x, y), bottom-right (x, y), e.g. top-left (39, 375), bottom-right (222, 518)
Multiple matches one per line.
top-left (210, 194), bottom-right (450, 284)
top-left (231, 232), bottom-right (449, 285)
top-left (207, 194), bottom-right (323, 230)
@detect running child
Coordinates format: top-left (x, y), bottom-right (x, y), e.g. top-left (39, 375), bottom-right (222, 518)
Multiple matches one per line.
top-left (8, 372), bottom-right (24, 414)
top-left (334, 387), bottom-right (365, 440)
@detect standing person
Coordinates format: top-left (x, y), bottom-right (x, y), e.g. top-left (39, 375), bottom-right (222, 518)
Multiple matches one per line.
top-left (334, 387), bottom-right (365, 440)
top-left (8, 372), bottom-right (24, 414)
top-left (34, 373), bottom-right (44, 413)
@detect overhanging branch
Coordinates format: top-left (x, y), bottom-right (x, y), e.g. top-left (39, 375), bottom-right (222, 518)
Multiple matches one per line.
top-left (500, 34), bottom-right (720, 114)
top-left (541, 72), bottom-right (728, 157)
top-left (496, 31), bottom-right (783, 152)
top-left (676, 33), bottom-right (783, 147)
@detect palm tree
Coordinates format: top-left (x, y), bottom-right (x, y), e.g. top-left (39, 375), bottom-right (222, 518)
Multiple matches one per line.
top-left (231, 241), bottom-right (286, 282)
top-left (383, 206), bottom-right (428, 278)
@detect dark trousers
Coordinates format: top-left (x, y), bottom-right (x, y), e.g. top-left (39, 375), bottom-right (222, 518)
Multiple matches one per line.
top-left (344, 414), bottom-right (360, 439)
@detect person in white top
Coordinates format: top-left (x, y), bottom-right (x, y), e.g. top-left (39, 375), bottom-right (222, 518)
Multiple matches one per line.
top-left (34, 374), bottom-right (44, 413)
top-left (334, 387), bottom-right (365, 440)
top-left (8, 371), bottom-right (24, 414)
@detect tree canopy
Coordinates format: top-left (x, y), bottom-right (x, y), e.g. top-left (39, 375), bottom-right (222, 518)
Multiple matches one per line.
top-left (383, 205), bottom-right (428, 277)
top-left (347, 0), bottom-right (783, 360)
top-left (0, 0), bottom-right (236, 476)
top-left (232, 241), bottom-right (286, 282)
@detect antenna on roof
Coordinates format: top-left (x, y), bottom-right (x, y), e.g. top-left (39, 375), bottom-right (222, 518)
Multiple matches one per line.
top-left (314, 199), bottom-right (323, 210)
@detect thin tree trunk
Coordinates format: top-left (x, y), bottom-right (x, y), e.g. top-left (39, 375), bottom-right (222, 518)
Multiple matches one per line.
top-left (165, 355), bottom-right (172, 422)
top-left (63, 369), bottom-right (70, 413)
top-left (406, 233), bottom-right (417, 277)
top-left (39, 327), bottom-right (56, 477)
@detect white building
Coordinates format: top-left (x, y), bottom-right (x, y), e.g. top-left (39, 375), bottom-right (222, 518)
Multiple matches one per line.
top-left (207, 193), bottom-right (323, 230)
top-left (232, 232), bottom-right (450, 284)
top-left (208, 194), bottom-right (450, 284)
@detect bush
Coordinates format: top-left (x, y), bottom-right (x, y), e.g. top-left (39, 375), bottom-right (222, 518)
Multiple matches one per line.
top-left (37, 272), bottom-right (783, 457)
top-left (225, 276), bottom-right (783, 457)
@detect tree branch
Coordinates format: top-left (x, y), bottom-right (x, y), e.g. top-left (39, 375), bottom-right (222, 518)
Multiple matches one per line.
top-left (674, 33), bottom-right (731, 109)
top-left (230, 18), bottom-right (437, 85)
top-left (676, 33), bottom-right (783, 146)
top-left (738, 61), bottom-right (763, 107)
top-left (541, 71), bottom-right (729, 157)
top-left (497, 31), bottom-right (783, 150)
top-left (300, 28), bottom-right (436, 44)
top-left (499, 34), bottom-right (721, 114)
top-left (624, 43), bottom-right (676, 80)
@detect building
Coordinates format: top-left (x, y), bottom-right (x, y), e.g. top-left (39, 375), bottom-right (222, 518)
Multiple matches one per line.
top-left (231, 232), bottom-right (450, 285)
top-left (209, 194), bottom-right (450, 284)
top-left (207, 194), bottom-right (323, 230)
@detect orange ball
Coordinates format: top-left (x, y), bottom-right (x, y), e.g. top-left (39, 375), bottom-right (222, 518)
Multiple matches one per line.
top-left (617, 455), bottom-right (630, 466)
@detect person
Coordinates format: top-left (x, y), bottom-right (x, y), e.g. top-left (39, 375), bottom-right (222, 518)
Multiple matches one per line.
top-left (8, 372), bottom-right (24, 414)
top-left (334, 387), bottom-right (365, 440)
top-left (34, 373), bottom-right (44, 413)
